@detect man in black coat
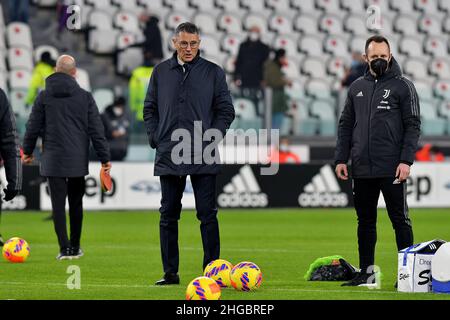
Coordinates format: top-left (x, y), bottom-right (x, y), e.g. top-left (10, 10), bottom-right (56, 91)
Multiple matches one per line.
top-left (23, 55), bottom-right (111, 260)
top-left (0, 89), bottom-right (22, 246)
top-left (234, 26), bottom-right (270, 115)
top-left (335, 36), bottom-right (421, 287)
top-left (144, 23), bottom-right (235, 285)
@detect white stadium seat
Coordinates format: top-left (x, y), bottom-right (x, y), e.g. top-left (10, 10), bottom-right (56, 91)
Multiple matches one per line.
top-left (424, 37), bottom-right (448, 58)
top-left (403, 58), bottom-right (429, 79)
top-left (138, 0), bottom-right (165, 9)
top-left (414, 79), bottom-right (434, 101)
top-left (34, 45), bottom-right (59, 62)
top-left (88, 10), bottom-right (114, 30)
top-left (220, 34), bottom-right (244, 55)
top-left (298, 35), bottom-right (324, 56)
top-left (414, 0), bottom-right (439, 14)
top-left (341, 0), bottom-right (366, 13)
top-left (93, 88), bottom-right (115, 113)
top-left (429, 59), bottom-right (450, 79)
top-left (111, 0), bottom-right (145, 15)
top-left (365, 0), bottom-right (392, 17)
top-left (324, 36), bottom-right (349, 56)
top-left (7, 23), bottom-right (33, 50)
top-left (294, 13), bottom-right (319, 34)
top-left (291, 0), bottom-right (315, 12)
top-left (327, 56), bottom-right (349, 78)
top-left (218, 12), bottom-right (243, 33)
top-left (282, 57), bottom-right (301, 80)
top-left (273, 35), bottom-right (299, 57)
top-left (309, 99), bottom-right (337, 136)
top-left (348, 36), bottom-right (367, 53)
top-left (266, 0), bottom-right (290, 11)
top-left (394, 15), bottom-right (419, 35)
top-left (193, 12), bottom-right (218, 33)
top-left (399, 36), bottom-right (425, 58)
top-left (88, 29), bottom-right (120, 54)
top-left (438, 0), bottom-right (450, 12)
top-left (215, 0), bottom-right (240, 11)
top-left (9, 69), bottom-right (32, 89)
top-left (190, 0), bottom-right (216, 11)
top-left (117, 47), bottom-right (144, 76)
top-left (86, 0), bottom-right (118, 15)
top-left (114, 11), bottom-right (140, 32)
top-left (390, 0), bottom-right (416, 14)
top-left (244, 13), bottom-right (269, 34)
top-left (199, 34), bottom-right (221, 57)
top-left (319, 14), bottom-right (344, 34)
top-left (418, 14), bottom-right (443, 35)
top-left (164, 0), bottom-right (190, 10)
top-left (344, 14), bottom-right (369, 35)
top-left (316, 0), bottom-right (342, 13)
top-left (302, 57), bottom-right (328, 79)
top-left (223, 55), bottom-right (236, 74)
top-left (240, 0), bottom-right (271, 17)
top-left (268, 13), bottom-right (293, 34)
top-left (434, 80), bottom-right (450, 99)
top-left (10, 88), bottom-right (30, 118)
top-left (75, 68), bottom-right (91, 92)
top-left (116, 31), bottom-right (144, 50)
top-left (8, 47), bottom-right (34, 71)
top-left (165, 11), bottom-right (192, 30)
top-left (305, 78), bottom-right (333, 100)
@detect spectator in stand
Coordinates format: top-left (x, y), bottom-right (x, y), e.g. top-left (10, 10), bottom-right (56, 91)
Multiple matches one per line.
top-left (26, 52), bottom-right (56, 107)
top-left (415, 144), bottom-right (445, 162)
top-left (269, 137), bottom-right (301, 164)
top-left (101, 97), bottom-right (131, 161)
top-left (234, 26), bottom-right (270, 115)
top-left (139, 13), bottom-right (164, 63)
top-left (341, 51), bottom-right (366, 88)
top-left (129, 51), bottom-right (155, 129)
top-left (9, 0), bottom-right (29, 23)
top-left (263, 49), bottom-right (291, 130)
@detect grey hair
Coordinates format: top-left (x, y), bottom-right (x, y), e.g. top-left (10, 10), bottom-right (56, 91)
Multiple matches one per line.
top-left (174, 22), bottom-right (200, 36)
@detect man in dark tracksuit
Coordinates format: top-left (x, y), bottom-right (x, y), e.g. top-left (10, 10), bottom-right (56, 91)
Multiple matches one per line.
top-left (335, 36), bottom-right (421, 286)
top-left (0, 89), bottom-right (22, 246)
top-left (144, 23), bottom-right (235, 285)
top-left (23, 55), bottom-right (111, 260)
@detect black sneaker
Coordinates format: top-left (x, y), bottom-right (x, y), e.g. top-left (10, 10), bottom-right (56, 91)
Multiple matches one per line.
top-left (341, 272), bottom-right (376, 287)
top-left (56, 248), bottom-right (73, 260)
top-left (155, 273), bottom-right (180, 285)
top-left (71, 248), bottom-right (84, 259)
top-left (0, 235), bottom-right (4, 247)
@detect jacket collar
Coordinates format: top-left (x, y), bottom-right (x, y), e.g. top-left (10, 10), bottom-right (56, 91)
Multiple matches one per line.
top-left (169, 51), bottom-right (201, 69)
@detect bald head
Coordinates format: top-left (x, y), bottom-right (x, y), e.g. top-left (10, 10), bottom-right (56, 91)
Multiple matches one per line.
top-left (56, 55), bottom-right (76, 76)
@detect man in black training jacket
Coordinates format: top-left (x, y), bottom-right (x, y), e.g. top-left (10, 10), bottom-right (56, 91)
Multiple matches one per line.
top-left (335, 36), bottom-right (421, 287)
top-left (23, 55), bottom-right (111, 260)
top-left (144, 23), bottom-right (235, 285)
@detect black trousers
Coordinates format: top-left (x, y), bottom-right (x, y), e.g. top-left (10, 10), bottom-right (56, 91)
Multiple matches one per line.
top-left (159, 174), bottom-right (219, 274)
top-left (47, 177), bottom-right (85, 251)
top-left (353, 178), bottom-right (413, 272)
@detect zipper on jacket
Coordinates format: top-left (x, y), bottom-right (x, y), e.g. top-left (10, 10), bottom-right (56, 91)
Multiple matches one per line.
top-left (368, 79), bottom-right (378, 176)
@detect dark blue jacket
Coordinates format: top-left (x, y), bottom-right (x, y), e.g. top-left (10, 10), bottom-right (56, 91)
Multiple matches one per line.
top-left (144, 52), bottom-right (235, 176)
top-left (335, 58), bottom-right (421, 178)
top-left (23, 73), bottom-right (110, 177)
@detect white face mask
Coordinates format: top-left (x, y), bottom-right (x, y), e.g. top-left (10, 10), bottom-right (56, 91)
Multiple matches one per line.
top-left (249, 32), bottom-right (260, 42)
top-left (113, 107), bottom-right (124, 117)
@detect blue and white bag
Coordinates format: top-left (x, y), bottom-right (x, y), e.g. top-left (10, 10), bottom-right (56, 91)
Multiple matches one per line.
top-left (398, 239), bottom-right (446, 293)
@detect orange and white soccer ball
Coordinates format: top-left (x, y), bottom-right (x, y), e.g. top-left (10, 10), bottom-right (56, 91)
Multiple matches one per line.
top-left (204, 259), bottom-right (234, 288)
top-left (186, 276), bottom-right (221, 300)
top-left (230, 261), bottom-right (262, 291)
top-left (2, 237), bottom-right (30, 263)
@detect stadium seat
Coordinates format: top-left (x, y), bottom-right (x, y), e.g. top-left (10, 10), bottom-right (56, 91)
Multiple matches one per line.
top-left (88, 29), bottom-right (120, 54)
top-left (376, 14), bottom-right (395, 35)
top-left (9, 69), bottom-right (32, 89)
top-left (193, 12), bottom-right (218, 33)
top-left (390, 0), bottom-right (416, 14)
top-left (111, 0), bottom-right (145, 14)
top-left (324, 36), bottom-right (349, 57)
top-left (319, 14), bottom-right (344, 34)
top-left (166, 11), bottom-right (192, 30)
top-left (418, 14), bottom-right (442, 35)
top-left (302, 57), bottom-right (328, 79)
top-left (288, 99), bottom-right (318, 136)
top-left (223, 55), bottom-right (236, 74)
top-left (9, 88), bottom-right (30, 119)
top-left (266, 0), bottom-right (290, 11)
top-left (444, 15), bottom-right (450, 34)
top-left (240, 0), bottom-right (271, 17)
top-left (268, 13), bottom-right (294, 34)
top-left (190, 0), bottom-right (216, 11)
top-left (309, 99), bottom-right (337, 136)
top-left (117, 47), bottom-right (144, 76)
top-left (438, 100), bottom-right (450, 130)
top-left (403, 58), bottom-right (429, 79)
top-left (414, 79), bottom-right (434, 102)
top-left (273, 35), bottom-right (299, 57)
top-left (294, 13), bottom-right (319, 34)
top-left (116, 32), bottom-right (144, 50)
top-left (75, 68), bottom-right (91, 92)
top-left (232, 97), bottom-right (262, 130)
top-left (291, 0), bottom-right (315, 12)
top-left (298, 35), bottom-right (324, 56)
top-left (218, 12), bottom-right (243, 33)
top-left (420, 100), bottom-right (447, 136)
top-left (114, 11), bottom-right (140, 32)
top-left (199, 34), bottom-right (221, 57)
top-left (348, 36), bottom-right (367, 53)
top-left (34, 45), bottom-right (59, 62)
top-left (327, 56), bottom-right (349, 78)
top-left (8, 47), bottom-right (34, 71)
top-left (164, 0), bottom-right (190, 10)
top-left (86, 0), bottom-right (118, 14)
top-left (93, 88), bottom-right (115, 113)
top-left (399, 36), bottom-right (425, 58)
top-left (438, 0), bottom-right (450, 12)
top-left (316, 0), bottom-right (342, 13)
top-left (341, 0), bottom-right (366, 13)
top-left (88, 9), bottom-right (114, 30)
top-left (305, 78), bottom-right (333, 100)
top-left (7, 22), bottom-right (33, 50)
top-left (414, 0), bottom-right (439, 13)
top-left (424, 36), bottom-right (449, 58)
top-left (244, 13), bottom-right (269, 34)
top-left (283, 57), bottom-right (301, 80)
top-left (429, 59), bottom-right (450, 79)
top-left (139, 0), bottom-right (165, 9)
top-left (215, 0), bottom-right (241, 11)
top-left (220, 34), bottom-right (244, 55)
top-left (394, 14), bottom-right (419, 35)
top-left (433, 80), bottom-right (450, 100)
top-left (286, 79), bottom-right (307, 101)
top-left (344, 14), bottom-right (369, 35)
top-left (365, 0), bottom-right (392, 17)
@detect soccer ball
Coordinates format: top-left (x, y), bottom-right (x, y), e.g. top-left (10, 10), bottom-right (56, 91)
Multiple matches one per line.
top-left (186, 276), bottom-right (221, 300)
top-left (203, 259), bottom-right (234, 288)
top-left (2, 237), bottom-right (30, 263)
top-left (230, 261), bottom-right (262, 291)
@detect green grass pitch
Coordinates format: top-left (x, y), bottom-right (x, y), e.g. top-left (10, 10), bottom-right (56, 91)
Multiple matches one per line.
top-left (1, 209), bottom-right (450, 300)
